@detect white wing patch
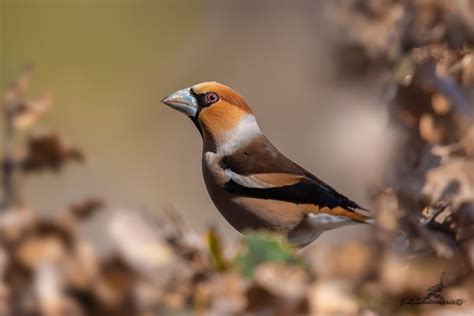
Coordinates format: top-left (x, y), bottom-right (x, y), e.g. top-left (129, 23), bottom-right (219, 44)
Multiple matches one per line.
top-left (307, 213), bottom-right (360, 231)
top-left (224, 169), bottom-right (274, 189)
top-left (224, 169), bottom-right (303, 189)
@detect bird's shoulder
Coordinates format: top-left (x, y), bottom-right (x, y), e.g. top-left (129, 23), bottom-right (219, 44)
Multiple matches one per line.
top-left (220, 135), bottom-right (302, 175)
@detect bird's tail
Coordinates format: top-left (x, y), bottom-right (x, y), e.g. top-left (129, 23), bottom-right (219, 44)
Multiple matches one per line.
top-left (354, 207), bottom-right (375, 224)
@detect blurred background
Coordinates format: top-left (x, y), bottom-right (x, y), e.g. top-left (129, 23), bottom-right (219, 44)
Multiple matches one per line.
top-left (2, 1), bottom-right (473, 315)
top-left (1, 0), bottom-right (392, 241)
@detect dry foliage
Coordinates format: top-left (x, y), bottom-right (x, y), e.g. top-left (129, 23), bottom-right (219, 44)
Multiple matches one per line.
top-left (1, 1), bottom-right (474, 315)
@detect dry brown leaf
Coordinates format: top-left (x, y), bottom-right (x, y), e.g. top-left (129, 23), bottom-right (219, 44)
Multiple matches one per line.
top-left (21, 133), bottom-right (85, 172)
top-left (305, 242), bottom-right (374, 281)
top-left (420, 113), bottom-right (442, 143)
top-left (16, 237), bottom-right (67, 268)
top-left (431, 93), bottom-right (451, 114)
top-left (13, 94), bottom-right (52, 130)
top-left (197, 271), bottom-right (249, 316)
top-left (422, 159), bottom-right (474, 209)
top-left (461, 125), bottom-right (474, 157)
top-left (309, 280), bottom-right (358, 315)
top-left (69, 197), bottom-right (104, 221)
top-left (461, 53), bottom-right (474, 86)
top-left (93, 258), bottom-right (137, 310)
top-left (64, 241), bottom-right (98, 290)
top-left (380, 253), bottom-right (459, 295)
top-left (253, 262), bottom-right (309, 301)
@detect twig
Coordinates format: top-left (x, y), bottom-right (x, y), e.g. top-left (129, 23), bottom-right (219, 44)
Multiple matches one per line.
top-left (419, 201), bottom-right (449, 226)
top-left (0, 66), bottom-right (32, 210)
top-left (0, 91), bottom-right (18, 210)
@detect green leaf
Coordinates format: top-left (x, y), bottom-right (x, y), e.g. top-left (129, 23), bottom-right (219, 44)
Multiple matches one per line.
top-left (207, 227), bottom-right (228, 271)
top-left (233, 231), bottom-right (302, 278)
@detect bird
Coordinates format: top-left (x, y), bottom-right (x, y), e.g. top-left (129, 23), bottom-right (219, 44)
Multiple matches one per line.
top-left (162, 82), bottom-right (373, 247)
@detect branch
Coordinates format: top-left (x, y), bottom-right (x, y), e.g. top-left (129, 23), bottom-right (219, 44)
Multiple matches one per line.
top-left (0, 67), bottom-right (32, 209)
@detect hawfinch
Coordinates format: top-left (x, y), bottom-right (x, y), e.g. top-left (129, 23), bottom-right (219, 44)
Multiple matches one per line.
top-left (162, 82), bottom-right (373, 247)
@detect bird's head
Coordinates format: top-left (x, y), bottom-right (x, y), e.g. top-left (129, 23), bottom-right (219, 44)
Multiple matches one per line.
top-left (162, 82), bottom-right (261, 152)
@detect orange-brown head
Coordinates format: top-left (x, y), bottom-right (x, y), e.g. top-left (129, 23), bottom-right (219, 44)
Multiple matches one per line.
top-left (162, 82), bottom-right (261, 153)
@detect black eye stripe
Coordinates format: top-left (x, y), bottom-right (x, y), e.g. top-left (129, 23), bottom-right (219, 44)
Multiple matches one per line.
top-left (191, 89), bottom-right (219, 114)
top-left (190, 89), bottom-right (207, 119)
top-left (190, 88), bottom-right (205, 106)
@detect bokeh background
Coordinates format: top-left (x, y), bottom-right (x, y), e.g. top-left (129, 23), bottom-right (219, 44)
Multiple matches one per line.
top-left (1, 1), bottom-right (473, 315)
top-left (1, 0), bottom-right (392, 242)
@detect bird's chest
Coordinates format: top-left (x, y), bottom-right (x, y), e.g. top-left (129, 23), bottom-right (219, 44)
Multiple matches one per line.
top-left (201, 151), bottom-right (303, 234)
top-left (201, 151), bottom-right (265, 231)
top-left (202, 151), bottom-right (239, 216)
top-left (202, 152), bottom-right (228, 187)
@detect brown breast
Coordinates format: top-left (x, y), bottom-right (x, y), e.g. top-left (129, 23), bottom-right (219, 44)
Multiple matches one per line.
top-left (201, 151), bottom-right (304, 234)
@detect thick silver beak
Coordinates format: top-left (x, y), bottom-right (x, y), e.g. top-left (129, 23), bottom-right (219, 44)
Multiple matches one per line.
top-left (161, 88), bottom-right (198, 117)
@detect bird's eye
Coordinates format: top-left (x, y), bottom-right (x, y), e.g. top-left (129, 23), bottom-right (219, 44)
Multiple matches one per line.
top-left (205, 92), bottom-right (219, 105)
